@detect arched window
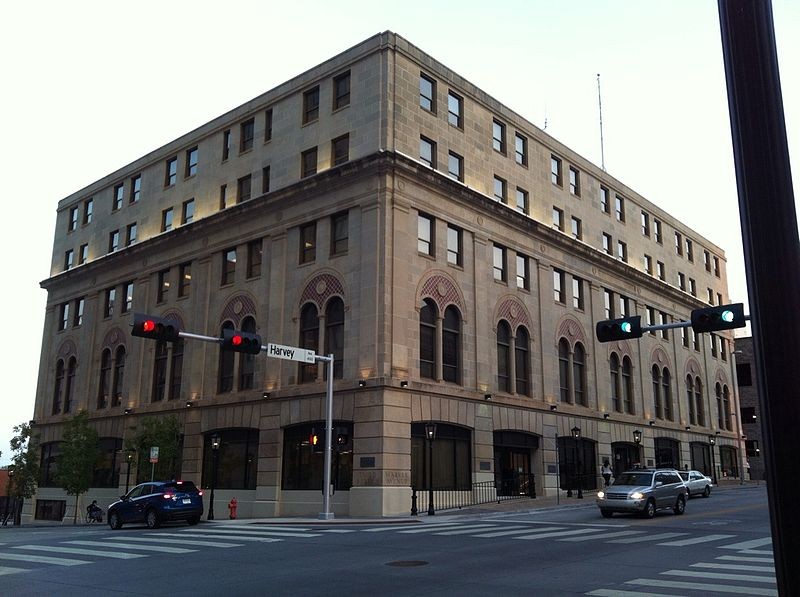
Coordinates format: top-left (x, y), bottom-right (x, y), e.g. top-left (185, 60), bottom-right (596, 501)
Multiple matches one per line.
top-left (169, 340), bottom-right (183, 400)
top-left (112, 346), bottom-right (125, 407)
top-left (325, 298), bottom-right (345, 379)
top-left (573, 342), bottom-right (586, 406)
top-left (282, 423), bottom-right (352, 491)
top-left (662, 368), bottom-right (673, 421)
top-left (695, 377), bottom-right (705, 426)
top-left (652, 365), bottom-right (663, 419)
top-left (715, 383), bottom-right (724, 429)
top-left (442, 306), bottom-right (461, 384)
top-left (218, 321), bottom-right (235, 392)
top-left (686, 375), bottom-right (696, 425)
top-left (239, 316), bottom-right (256, 390)
top-left (52, 359), bottom-right (65, 415)
top-left (419, 299), bottom-right (437, 380)
top-left (515, 326), bottom-right (530, 396)
top-left (153, 340), bottom-right (168, 401)
top-left (497, 321), bottom-right (511, 393)
top-left (610, 353), bottom-right (621, 412)
top-left (98, 349), bottom-right (111, 409)
top-left (203, 428), bottom-right (260, 490)
top-left (64, 357), bottom-right (77, 413)
top-left (299, 304), bottom-right (319, 383)
top-left (559, 338), bottom-right (571, 404)
top-left (723, 385), bottom-right (732, 430)
top-left (621, 356), bottom-right (634, 414)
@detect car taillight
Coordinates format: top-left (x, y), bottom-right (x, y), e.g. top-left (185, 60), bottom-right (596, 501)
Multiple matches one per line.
top-left (197, 490), bottom-right (203, 496)
top-left (163, 493), bottom-right (174, 499)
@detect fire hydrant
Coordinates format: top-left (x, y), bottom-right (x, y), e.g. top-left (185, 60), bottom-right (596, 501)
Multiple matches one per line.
top-left (228, 497), bottom-right (238, 520)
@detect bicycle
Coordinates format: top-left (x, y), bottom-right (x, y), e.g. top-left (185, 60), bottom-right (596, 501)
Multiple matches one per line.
top-left (85, 507), bottom-right (104, 523)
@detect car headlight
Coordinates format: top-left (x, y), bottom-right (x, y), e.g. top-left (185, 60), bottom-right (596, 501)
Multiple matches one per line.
top-left (631, 491), bottom-right (645, 500)
top-left (597, 491), bottom-right (605, 499)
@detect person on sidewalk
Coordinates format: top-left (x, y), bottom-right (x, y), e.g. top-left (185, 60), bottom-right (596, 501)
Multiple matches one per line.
top-left (601, 460), bottom-right (613, 487)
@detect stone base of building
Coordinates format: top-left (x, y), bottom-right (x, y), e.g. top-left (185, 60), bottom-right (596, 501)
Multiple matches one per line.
top-left (349, 486), bottom-right (411, 517)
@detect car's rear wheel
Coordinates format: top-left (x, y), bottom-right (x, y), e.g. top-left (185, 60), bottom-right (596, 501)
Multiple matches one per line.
top-left (642, 499), bottom-right (656, 519)
top-left (108, 511), bottom-right (122, 530)
top-left (703, 485), bottom-right (711, 498)
top-left (187, 516), bottom-right (200, 526)
top-left (673, 495), bottom-right (686, 515)
top-left (145, 508), bottom-right (161, 529)
top-left (600, 509), bottom-right (613, 518)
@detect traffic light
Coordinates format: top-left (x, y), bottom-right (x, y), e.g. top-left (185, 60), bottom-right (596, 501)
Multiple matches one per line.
top-left (595, 316), bottom-right (643, 343)
top-left (309, 430), bottom-right (323, 453)
top-left (691, 303), bottom-right (746, 333)
top-left (131, 313), bottom-right (181, 342)
top-left (221, 328), bottom-right (262, 354)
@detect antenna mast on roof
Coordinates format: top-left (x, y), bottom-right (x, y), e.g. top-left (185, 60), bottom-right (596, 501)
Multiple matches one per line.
top-left (597, 73), bottom-right (606, 172)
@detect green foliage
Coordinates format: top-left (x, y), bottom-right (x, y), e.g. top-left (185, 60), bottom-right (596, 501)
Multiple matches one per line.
top-left (55, 411), bottom-right (99, 523)
top-left (8, 421), bottom-right (40, 499)
top-left (126, 415), bottom-right (183, 483)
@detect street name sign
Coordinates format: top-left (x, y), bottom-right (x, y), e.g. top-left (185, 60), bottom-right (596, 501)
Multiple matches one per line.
top-left (150, 446), bottom-right (159, 463)
top-left (266, 343), bottom-right (316, 363)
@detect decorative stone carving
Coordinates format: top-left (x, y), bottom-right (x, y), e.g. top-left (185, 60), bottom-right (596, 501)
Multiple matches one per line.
top-left (300, 273), bottom-right (345, 309)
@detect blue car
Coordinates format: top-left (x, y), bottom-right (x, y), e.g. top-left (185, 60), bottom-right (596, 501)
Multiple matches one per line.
top-left (108, 480), bottom-right (203, 529)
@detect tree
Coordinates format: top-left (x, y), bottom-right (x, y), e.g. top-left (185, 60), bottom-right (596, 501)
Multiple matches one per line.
top-left (55, 411), bottom-right (99, 525)
top-left (127, 415), bottom-right (183, 484)
top-left (7, 421), bottom-right (40, 525)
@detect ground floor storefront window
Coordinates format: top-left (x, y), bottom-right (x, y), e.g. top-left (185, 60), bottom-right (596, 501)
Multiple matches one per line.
top-left (202, 428), bottom-right (259, 490)
top-left (281, 422), bottom-right (353, 491)
top-left (411, 423), bottom-right (471, 490)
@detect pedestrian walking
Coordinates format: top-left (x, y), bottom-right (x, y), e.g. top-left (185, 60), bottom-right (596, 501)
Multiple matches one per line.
top-left (601, 460), bottom-right (613, 487)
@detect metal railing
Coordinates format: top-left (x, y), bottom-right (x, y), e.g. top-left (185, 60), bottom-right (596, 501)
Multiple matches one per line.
top-left (411, 473), bottom-right (535, 515)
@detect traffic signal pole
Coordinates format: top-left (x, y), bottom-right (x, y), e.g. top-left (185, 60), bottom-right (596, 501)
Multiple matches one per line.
top-left (319, 354), bottom-right (335, 520)
top-left (719, 2), bottom-right (799, 594)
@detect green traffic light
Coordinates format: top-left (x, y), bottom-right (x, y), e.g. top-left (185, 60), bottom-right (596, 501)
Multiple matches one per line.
top-left (621, 321), bottom-right (632, 333)
top-left (721, 310), bottom-right (734, 323)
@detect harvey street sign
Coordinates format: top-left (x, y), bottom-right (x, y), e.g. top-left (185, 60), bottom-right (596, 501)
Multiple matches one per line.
top-left (266, 343), bottom-right (316, 363)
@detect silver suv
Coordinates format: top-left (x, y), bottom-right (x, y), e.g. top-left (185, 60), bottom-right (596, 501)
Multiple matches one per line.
top-left (596, 468), bottom-right (687, 518)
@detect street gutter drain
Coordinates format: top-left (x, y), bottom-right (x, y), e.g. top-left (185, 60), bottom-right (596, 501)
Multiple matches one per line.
top-left (386, 560), bottom-right (429, 567)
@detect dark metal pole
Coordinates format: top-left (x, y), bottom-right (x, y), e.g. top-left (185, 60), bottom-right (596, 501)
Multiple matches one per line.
top-left (427, 436), bottom-right (435, 516)
top-left (125, 455), bottom-right (132, 494)
top-left (576, 443), bottom-right (583, 499)
top-left (208, 450), bottom-right (218, 521)
top-left (710, 444), bottom-right (718, 485)
top-left (718, 2), bottom-right (799, 594)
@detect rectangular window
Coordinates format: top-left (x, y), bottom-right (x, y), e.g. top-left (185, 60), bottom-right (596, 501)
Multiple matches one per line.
top-left (300, 222), bottom-right (317, 263)
top-left (615, 195), bottom-right (625, 221)
top-left (493, 244), bottom-right (507, 282)
top-left (569, 167), bottom-right (580, 196)
top-left (219, 184), bottom-right (229, 210)
top-left (551, 155), bottom-right (562, 186)
top-left (222, 129), bottom-right (231, 160)
top-left (682, 326), bottom-right (689, 348)
top-left (553, 269), bottom-right (565, 303)
top-left (686, 238), bottom-right (694, 262)
top-left (659, 311), bottom-right (669, 340)
top-left (552, 207), bottom-right (563, 231)
top-left (113, 184), bottom-right (124, 210)
top-left (657, 261), bottom-right (665, 280)
top-left (448, 151), bottom-right (463, 181)
top-left (675, 232), bottom-right (683, 256)
top-left (83, 198), bottom-right (93, 225)
top-left (746, 440), bottom-right (760, 458)
top-left (641, 211), bottom-right (650, 236)
top-left (654, 219), bottom-right (662, 243)
top-left (79, 244), bottom-right (88, 265)
top-left (707, 288), bottom-right (715, 304)
top-left (262, 166), bottom-right (271, 194)
top-left (515, 187), bottom-right (528, 215)
top-left (619, 295), bottom-right (629, 317)
top-left (516, 253), bottom-right (529, 290)
top-left (68, 206), bottom-right (78, 231)
top-left (602, 232), bottom-right (612, 255)
top-left (64, 250), bottom-right (74, 270)
top-left (182, 198), bottom-right (194, 224)
top-left (692, 327), bottom-right (700, 351)
top-left (738, 365), bottom-right (753, 388)
top-left (711, 333), bottom-right (718, 357)
top-left (104, 287), bottom-right (115, 318)
top-left (617, 240), bottom-right (627, 262)
top-left (646, 307), bottom-right (656, 335)
top-left (59, 302), bottom-right (69, 331)
top-left (717, 292), bottom-right (723, 306)
top-left (165, 156), bottom-right (177, 186)
top-left (572, 276), bottom-right (584, 310)
top-left (178, 262), bottom-right (191, 298)
top-left (301, 147), bottom-right (318, 178)
top-left (603, 288), bottom-right (614, 318)
top-left (237, 174), bottom-right (252, 202)
top-left (515, 133), bottom-right (527, 166)
top-left (447, 91), bottom-right (463, 128)
top-left (126, 222), bottom-right (137, 245)
top-left (131, 174), bottom-right (141, 203)
top-left (157, 269), bottom-right (170, 303)
top-left (713, 256), bottom-right (720, 277)
top-left (162, 208), bottom-right (173, 232)
top-left (122, 281), bottom-right (134, 313)
top-left (264, 108), bottom-right (273, 142)
top-left (332, 134), bottom-right (349, 166)
top-left (644, 254), bottom-right (652, 274)
top-left (240, 118), bottom-right (255, 151)
top-left (689, 278), bottom-right (697, 296)
top-left (417, 213), bottom-right (434, 256)
top-left (420, 73), bottom-right (436, 112)
top-left (333, 71), bottom-right (350, 110)
top-left (493, 176), bottom-right (506, 202)
top-left (600, 186), bottom-right (609, 213)
top-left (331, 212), bottom-right (349, 256)
top-left (185, 147), bottom-right (198, 177)
top-left (222, 248), bottom-right (236, 285)
top-left (108, 230), bottom-right (120, 253)
top-left (492, 119), bottom-right (506, 154)
top-left (302, 87), bottom-right (320, 124)
top-left (420, 136), bottom-right (436, 168)
top-left (447, 224), bottom-right (462, 266)
top-left (247, 239), bottom-right (262, 278)
top-left (678, 272), bottom-right (686, 291)
top-left (571, 216), bottom-right (582, 240)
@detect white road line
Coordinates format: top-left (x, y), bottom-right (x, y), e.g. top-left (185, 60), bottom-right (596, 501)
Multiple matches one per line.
top-left (398, 524), bottom-right (496, 534)
top-left (66, 540), bottom-right (195, 554)
top-left (363, 522), bottom-right (463, 533)
top-left (12, 545), bottom-right (145, 559)
top-left (718, 555), bottom-right (774, 563)
top-left (515, 528), bottom-right (604, 540)
top-left (214, 525), bottom-right (310, 532)
top-left (0, 565), bottom-right (32, 576)
top-left (153, 532), bottom-right (281, 543)
top-left (0, 553), bottom-right (88, 566)
top-left (739, 549), bottom-right (773, 556)
top-left (474, 526), bottom-right (564, 538)
top-left (319, 529), bottom-right (357, 533)
top-left (625, 577), bottom-right (777, 596)
top-left (587, 590), bottom-right (683, 597)
top-left (433, 525), bottom-right (504, 536)
top-left (658, 533), bottom-right (735, 546)
top-left (692, 562), bottom-right (775, 573)
top-left (662, 569), bottom-right (776, 583)
top-left (181, 528), bottom-right (321, 538)
top-left (105, 536), bottom-right (242, 548)
top-left (561, 530), bottom-right (646, 542)
top-left (607, 532), bottom-right (687, 544)
top-left (719, 537), bottom-right (774, 551)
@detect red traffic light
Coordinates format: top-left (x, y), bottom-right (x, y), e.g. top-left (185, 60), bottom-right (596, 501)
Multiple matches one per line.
top-left (131, 313), bottom-right (181, 342)
top-left (221, 328), bottom-right (262, 354)
top-left (142, 319), bottom-right (156, 333)
top-left (231, 334), bottom-right (243, 346)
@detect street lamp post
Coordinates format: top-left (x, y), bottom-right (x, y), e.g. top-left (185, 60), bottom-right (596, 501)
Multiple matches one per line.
top-left (3, 469), bottom-right (13, 526)
top-left (208, 433), bottom-right (221, 521)
top-left (633, 429), bottom-right (642, 469)
top-left (425, 423), bottom-right (436, 515)
top-left (709, 434), bottom-right (718, 485)
top-left (571, 426), bottom-right (583, 499)
top-left (125, 449), bottom-right (135, 494)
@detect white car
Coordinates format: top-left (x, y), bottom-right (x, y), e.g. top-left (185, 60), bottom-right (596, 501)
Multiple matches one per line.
top-left (679, 470), bottom-right (713, 498)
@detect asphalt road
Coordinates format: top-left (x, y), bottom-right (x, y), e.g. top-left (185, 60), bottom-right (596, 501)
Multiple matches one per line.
top-left (0, 485), bottom-right (773, 596)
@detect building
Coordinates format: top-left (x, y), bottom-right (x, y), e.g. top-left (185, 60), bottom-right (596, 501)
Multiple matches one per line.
top-left (734, 336), bottom-right (763, 480)
top-left (28, 32), bottom-right (745, 521)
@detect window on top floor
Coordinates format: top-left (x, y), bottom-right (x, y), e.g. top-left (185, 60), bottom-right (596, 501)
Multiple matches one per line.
top-left (420, 73), bottom-right (436, 112)
top-left (109, 230), bottom-right (120, 253)
top-left (448, 151), bottom-right (463, 182)
top-left (492, 119), bottom-right (506, 154)
top-left (79, 244), bottom-right (88, 265)
top-left (686, 238), bottom-right (694, 262)
top-left (182, 198), bottom-right (194, 224)
top-left (161, 208), bottom-right (173, 232)
top-left (131, 174), bottom-right (141, 203)
top-left (185, 147), bottom-right (198, 177)
top-left (237, 174), bottom-right (252, 202)
top-left (113, 184), bottom-right (124, 211)
top-left (515, 133), bottom-right (527, 166)
top-left (448, 91), bottom-right (463, 128)
top-left (222, 129), bottom-right (231, 161)
top-left (571, 216), bottom-right (582, 240)
top-left (165, 157), bottom-right (177, 187)
top-left (600, 186), bottom-right (609, 213)
top-left (264, 108), bottom-right (273, 142)
top-left (515, 187), bottom-right (529, 215)
top-left (126, 222), bottom-right (137, 245)
top-left (641, 211), bottom-right (650, 237)
top-left (615, 195), bottom-right (625, 222)
top-left (675, 232), bottom-right (683, 256)
top-left (551, 155), bottom-right (562, 186)
top-left (240, 118), bottom-right (255, 151)
top-left (569, 166), bottom-right (580, 196)
top-left (64, 250), bottom-right (74, 271)
top-left (654, 219), bottom-right (662, 243)
top-left (333, 71), bottom-right (350, 110)
top-left (713, 256), bottom-right (720, 277)
top-left (301, 147), bottom-right (317, 178)
top-left (493, 176), bottom-right (506, 202)
top-left (552, 207), bottom-right (563, 231)
top-left (83, 198), bottom-right (93, 225)
top-left (68, 207), bottom-right (78, 232)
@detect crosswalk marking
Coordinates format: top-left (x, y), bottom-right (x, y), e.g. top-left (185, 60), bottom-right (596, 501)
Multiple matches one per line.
top-left (433, 525), bottom-right (504, 536)
top-left (0, 552), bottom-right (88, 566)
top-left (156, 532), bottom-right (282, 543)
top-left (739, 549), bottom-right (773, 556)
top-left (222, 525), bottom-right (310, 532)
top-left (66, 540), bottom-right (195, 554)
top-left (587, 590), bottom-right (682, 597)
top-left (625, 577), bottom-right (777, 596)
top-left (319, 529), bottom-right (357, 533)
top-left (662, 568), bottom-right (775, 584)
top-left (692, 561), bottom-right (775, 573)
top-left (183, 528), bottom-right (322, 538)
top-left (515, 528), bottom-right (604, 540)
top-left (657, 533), bottom-right (734, 546)
top-left (607, 532), bottom-right (686, 544)
top-left (0, 565), bottom-right (29, 576)
top-left (105, 536), bottom-right (242, 548)
top-left (399, 524), bottom-right (495, 534)
top-left (561, 530), bottom-right (646, 542)
top-left (363, 524), bottom-right (430, 532)
top-left (719, 537), bottom-right (773, 551)
top-left (474, 526), bottom-right (564, 538)
top-left (12, 545), bottom-right (145, 559)
top-left (718, 555), bottom-right (774, 564)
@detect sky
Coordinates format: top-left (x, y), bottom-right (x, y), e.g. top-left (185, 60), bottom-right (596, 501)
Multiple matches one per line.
top-left (0, 0), bottom-right (797, 466)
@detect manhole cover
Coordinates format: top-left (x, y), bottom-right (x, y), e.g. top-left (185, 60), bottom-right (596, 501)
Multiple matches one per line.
top-left (386, 560), bottom-right (429, 567)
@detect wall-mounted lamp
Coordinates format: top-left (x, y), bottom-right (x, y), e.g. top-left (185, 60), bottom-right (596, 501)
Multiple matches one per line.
top-left (549, 405), bottom-right (557, 411)
top-left (262, 391), bottom-right (270, 399)
top-left (633, 429), bottom-right (642, 445)
top-left (400, 380), bottom-right (409, 388)
top-left (358, 379), bottom-right (367, 387)
top-left (185, 401), bottom-right (193, 408)
top-left (123, 408), bottom-right (133, 415)
top-left (484, 394), bottom-right (492, 401)
top-left (685, 426), bottom-right (691, 431)
top-left (603, 413), bottom-right (610, 420)
top-left (715, 430), bottom-right (721, 435)
top-left (649, 420), bottom-right (655, 426)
